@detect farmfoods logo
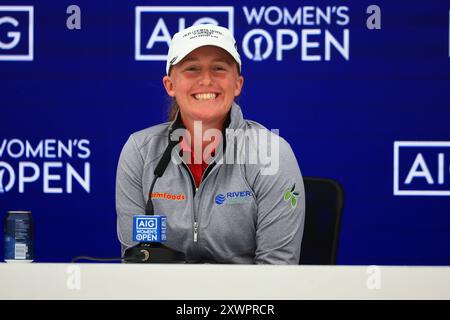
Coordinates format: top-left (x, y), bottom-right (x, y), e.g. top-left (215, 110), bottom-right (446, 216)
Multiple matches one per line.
top-left (0, 138), bottom-right (91, 194)
top-left (215, 191), bottom-right (253, 205)
top-left (151, 192), bottom-right (186, 201)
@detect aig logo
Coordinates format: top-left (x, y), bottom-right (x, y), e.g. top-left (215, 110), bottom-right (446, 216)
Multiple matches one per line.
top-left (135, 6), bottom-right (234, 61)
top-left (394, 141), bottom-right (450, 196)
top-left (136, 217), bottom-right (157, 230)
top-left (0, 6), bottom-right (33, 61)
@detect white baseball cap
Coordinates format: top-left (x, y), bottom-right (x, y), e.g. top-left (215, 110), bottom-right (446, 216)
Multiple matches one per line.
top-left (166, 24), bottom-right (241, 75)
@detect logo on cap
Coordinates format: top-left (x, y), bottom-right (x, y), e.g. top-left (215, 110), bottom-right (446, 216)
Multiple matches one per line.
top-left (170, 56), bottom-right (178, 65)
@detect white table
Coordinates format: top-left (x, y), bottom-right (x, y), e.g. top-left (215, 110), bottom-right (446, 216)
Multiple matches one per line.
top-left (0, 263), bottom-right (449, 300)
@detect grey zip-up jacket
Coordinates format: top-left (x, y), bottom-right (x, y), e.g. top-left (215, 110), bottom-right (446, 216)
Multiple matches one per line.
top-left (116, 103), bottom-right (305, 264)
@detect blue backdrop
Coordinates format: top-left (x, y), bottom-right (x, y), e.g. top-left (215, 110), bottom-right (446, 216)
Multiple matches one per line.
top-left (1, 0), bottom-right (449, 265)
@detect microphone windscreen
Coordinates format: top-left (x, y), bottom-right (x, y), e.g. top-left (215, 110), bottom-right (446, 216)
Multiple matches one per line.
top-left (133, 215), bottom-right (167, 243)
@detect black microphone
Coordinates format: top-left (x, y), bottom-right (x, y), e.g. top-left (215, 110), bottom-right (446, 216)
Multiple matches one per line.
top-left (71, 131), bottom-right (185, 264)
top-left (123, 134), bottom-right (185, 263)
top-left (144, 138), bottom-right (180, 215)
top-left (154, 138), bottom-right (180, 178)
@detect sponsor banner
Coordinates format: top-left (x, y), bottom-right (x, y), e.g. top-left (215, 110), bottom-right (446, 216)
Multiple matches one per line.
top-left (0, 139), bottom-right (91, 194)
top-left (394, 141), bottom-right (450, 196)
top-left (0, 6), bottom-right (33, 61)
top-left (135, 5), bottom-right (350, 63)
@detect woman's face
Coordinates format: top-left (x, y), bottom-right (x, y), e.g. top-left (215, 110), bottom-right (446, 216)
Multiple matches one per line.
top-left (163, 46), bottom-right (244, 126)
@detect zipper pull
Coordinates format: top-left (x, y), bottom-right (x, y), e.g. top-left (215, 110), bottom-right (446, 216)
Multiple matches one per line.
top-left (193, 222), bottom-right (199, 242)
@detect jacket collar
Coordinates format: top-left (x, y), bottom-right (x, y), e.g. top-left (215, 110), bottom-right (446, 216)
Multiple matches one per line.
top-left (167, 102), bottom-right (245, 138)
top-left (167, 102), bottom-right (246, 166)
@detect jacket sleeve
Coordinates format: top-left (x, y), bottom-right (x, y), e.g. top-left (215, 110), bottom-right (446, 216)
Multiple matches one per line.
top-left (115, 135), bottom-right (146, 257)
top-left (251, 136), bottom-right (305, 264)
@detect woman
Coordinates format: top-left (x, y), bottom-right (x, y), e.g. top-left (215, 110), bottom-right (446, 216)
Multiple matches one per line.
top-left (116, 24), bottom-right (305, 264)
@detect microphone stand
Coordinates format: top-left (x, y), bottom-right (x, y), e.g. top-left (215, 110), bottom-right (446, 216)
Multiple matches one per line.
top-left (124, 137), bottom-right (186, 263)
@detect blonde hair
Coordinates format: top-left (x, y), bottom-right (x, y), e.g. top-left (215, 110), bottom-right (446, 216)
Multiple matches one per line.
top-left (168, 98), bottom-right (179, 121)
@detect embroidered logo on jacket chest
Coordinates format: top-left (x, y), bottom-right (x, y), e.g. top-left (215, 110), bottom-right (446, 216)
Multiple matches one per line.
top-left (151, 192), bottom-right (186, 201)
top-left (215, 191), bottom-right (253, 205)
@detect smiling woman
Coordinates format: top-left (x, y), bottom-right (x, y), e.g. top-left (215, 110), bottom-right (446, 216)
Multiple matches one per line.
top-left (116, 24), bottom-right (306, 264)
top-left (163, 45), bottom-right (243, 134)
